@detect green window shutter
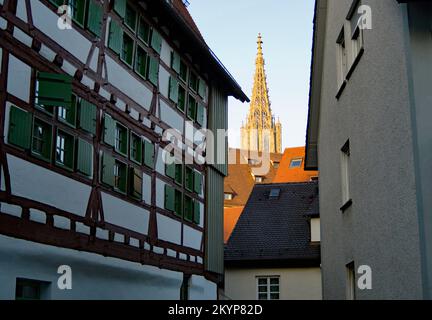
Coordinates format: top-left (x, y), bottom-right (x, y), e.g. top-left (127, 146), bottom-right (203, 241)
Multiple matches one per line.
top-left (77, 138), bottom-right (93, 177)
top-left (129, 167), bottom-right (143, 200)
top-left (175, 164), bottom-right (183, 185)
top-left (135, 46), bottom-right (148, 78)
top-left (184, 196), bottom-right (193, 222)
top-left (103, 114), bottom-right (116, 147)
top-left (150, 29), bottom-right (162, 54)
top-left (8, 106), bottom-right (32, 149)
top-left (198, 78), bottom-right (206, 99)
top-left (169, 76), bottom-right (179, 103)
top-left (174, 190), bottom-right (183, 217)
top-left (147, 55), bottom-right (159, 86)
top-left (71, 0), bottom-right (87, 27)
top-left (109, 19), bottom-right (123, 55)
top-left (138, 18), bottom-right (150, 44)
top-left (121, 33), bottom-right (134, 66)
top-left (143, 140), bottom-right (154, 168)
top-left (194, 171), bottom-right (202, 194)
top-left (102, 152), bottom-right (115, 187)
top-left (79, 100), bottom-right (97, 135)
top-left (114, 0), bottom-right (126, 18)
top-left (166, 162), bottom-right (175, 179)
top-left (171, 51), bottom-right (181, 74)
top-left (165, 184), bottom-right (175, 212)
top-left (87, 0), bottom-right (103, 37)
top-left (196, 103), bottom-right (205, 127)
top-left (37, 72), bottom-right (72, 109)
top-left (185, 167), bottom-right (194, 192)
top-left (193, 200), bottom-right (201, 225)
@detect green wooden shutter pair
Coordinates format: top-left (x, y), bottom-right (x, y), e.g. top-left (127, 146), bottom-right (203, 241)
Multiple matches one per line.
top-left (193, 200), bottom-right (201, 225)
top-left (147, 55), bottom-right (159, 86)
top-left (196, 103), bottom-right (205, 127)
top-left (109, 20), bottom-right (123, 55)
top-left (198, 78), bottom-right (207, 99)
top-left (184, 196), bottom-right (194, 222)
top-left (77, 138), bottom-right (93, 177)
top-left (171, 51), bottom-right (181, 74)
top-left (79, 100), bottom-right (97, 135)
top-left (37, 72), bottom-right (73, 110)
top-left (87, 0), bottom-right (103, 37)
top-left (8, 106), bottom-right (32, 150)
top-left (143, 140), bottom-right (154, 168)
top-left (194, 171), bottom-right (202, 194)
top-left (114, 0), bottom-right (126, 18)
top-left (169, 77), bottom-right (179, 103)
top-left (150, 29), bottom-right (162, 54)
top-left (129, 167), bottom-right (142, 200)
top-left (103, 114), bottom-right (116, 147)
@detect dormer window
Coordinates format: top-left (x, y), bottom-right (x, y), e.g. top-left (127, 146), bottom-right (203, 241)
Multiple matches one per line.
top-left (273, 162), bottom-right (280, 169)
top-left (255, 176), bottom-right (263, 183)
top-left (224, 193), bottom-right (233, 200)
top-left (310, 217), bottom-right (321, 243)
top-left (290, 158), bottom-right (303, 168)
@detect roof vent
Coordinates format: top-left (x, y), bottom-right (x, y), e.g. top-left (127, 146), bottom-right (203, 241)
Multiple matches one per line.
top-left (269, 188), bottom-right (281, 199)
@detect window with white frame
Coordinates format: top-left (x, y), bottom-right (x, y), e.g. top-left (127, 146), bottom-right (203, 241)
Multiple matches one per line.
top-left (341, 140), bottom-right (351, 206)
top-left (255, 176), bottom-right (263, 183)
top-left (349, 1), bottom-right (364, 67)
top-left (290, 158), bottom-right (303, 168)
top-left (257, 277), bottom-right (280, 300)
top-left (336, 27), bottom-right (348, 89)
top-left (224, 193), bottom-right (233, 200)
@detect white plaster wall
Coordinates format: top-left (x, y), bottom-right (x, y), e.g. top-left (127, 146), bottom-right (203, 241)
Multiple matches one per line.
top-left (157, 213), bottom-right (181, 245)
top-left (183, 226), bottom-right (201, 251)
top-left (0, 16), bottom-right (7, 30)
top-left (160, 99), bottom-right (184, 134)
top-left (13, 28), bottom-right (32, 47)
top-left (101, 192), bottom-right (149, 235)
top-left (160, 39), bottom-right (172, 67)
top-left (7, 155), bottom-right (91, 216)
top-left (156, 178), bottom-right (165, 209)
top-left (225, 267), bottom-right (322, 300)
top-left (0, 234), bottom-right (184, 300)
top-left (189, 275), bottom-right (217, 300)
top-left (16, 0), bottom-right (27, 22)
top-left (7, 55), bottom-right (31, 103)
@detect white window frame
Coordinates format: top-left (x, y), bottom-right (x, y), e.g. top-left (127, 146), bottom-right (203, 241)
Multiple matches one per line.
top-left (224, 193), bottom-right (233, 200)
top-left (289, 158), bottom-right (303, 168)
top-left (341, 140), bottom-right (350, 205)
top-left (256, 276), bottom-right (280, 300)
top-left (255, 176), bottom-right (263, 183)
top-left (56, 134), bottom-right (66, 164)
top-left (346, 262), bottom-right (356, 300)
top-left (336, 27), bottom-right (348, 89)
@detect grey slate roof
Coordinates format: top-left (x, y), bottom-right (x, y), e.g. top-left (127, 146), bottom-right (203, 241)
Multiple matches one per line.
top-left (225, 182), bottom-right (320, 267)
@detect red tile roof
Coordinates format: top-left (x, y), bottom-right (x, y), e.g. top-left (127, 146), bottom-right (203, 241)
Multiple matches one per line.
top-left (273, 147), bottom-right (319, 183)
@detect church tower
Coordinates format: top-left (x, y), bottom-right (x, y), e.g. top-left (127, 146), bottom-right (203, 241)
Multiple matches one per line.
top-left (241, 34), bottom-right (282, 154)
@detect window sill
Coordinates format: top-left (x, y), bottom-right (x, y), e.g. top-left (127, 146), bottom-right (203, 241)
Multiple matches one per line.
top-left (340, 199), bottom-right (353, 213)
top-left (346, 47), bottom-right (364, 81)
top-left (336, 80), bottom-right (347, 100)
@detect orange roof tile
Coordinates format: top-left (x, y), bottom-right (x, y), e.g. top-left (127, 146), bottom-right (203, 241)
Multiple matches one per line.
top-left (224, 206), bottom-right (244, 243)
top-left (273, 147), bottom-right (319, 183)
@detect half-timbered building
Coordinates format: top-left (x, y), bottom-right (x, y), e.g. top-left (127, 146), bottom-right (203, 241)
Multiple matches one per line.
top-left (0, 0), bottom-right (247, 299)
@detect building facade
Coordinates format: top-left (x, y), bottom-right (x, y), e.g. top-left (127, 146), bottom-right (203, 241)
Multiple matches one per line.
top-left (306, 0), bottom-right (432, 299)
top-left (241, 34), bottom-right (282, 154)
top-left (224, 182), bottom-right (322, 300)
top-left (0, 0), bottom-right (247, 299)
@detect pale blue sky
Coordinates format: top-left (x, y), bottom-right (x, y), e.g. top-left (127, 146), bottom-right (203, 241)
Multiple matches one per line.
top-left (188, 0), bottom-right (315, 149)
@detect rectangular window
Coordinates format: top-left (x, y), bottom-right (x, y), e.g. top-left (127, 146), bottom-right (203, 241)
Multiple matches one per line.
top-left (15, 278), bottom-right (49, 300)
top-left (138, 17), bottom-right (150, 44)
top-left (255, 176), bottom-right (263, 183)
top-left (8, 106), bottom-right (32, 150)
top-left (169, 76), bottom-right (179, 103)
top-left (336, 27), bottom-right (348, 90)
top-left (196, 103), bottom-right (205, 127)
top-left (175, 163), bottom-right (183, 186)
top-left (130, 132), bottom-right (142, 164)
top-left (193, 200), bottom-right (201, 225)
top-left (224, 193), bottom-right (233, 200)
top-left (114, 160), bottom-right (127, 193)
top-left (113, 0), bottom-right (126, 19)
top-left (57, 94), bottom-right (77, 127)
top-left (150, 29), bottom-right (162, 54)
top-left (257, 277), bottom-right (280, 300)
top-left (198, 78), bottom-right (206, 99)
top-left (194, 171), bottom-right (202, 195)
top-left (129, 167), bottom-right (142, 200)
top-left (346, 262), bottom-right (356, 300)
top-left (171, 51), bottom-right (181, 74)
top-left (311, 218), bottom-right (321, 243)
top-left (189, 72), bottom-right (198, 92)
top-left (348, 1), bottom-right (364, 69)
top-left (185, 166), bottom-right (194, 192)
top-left (179, 60), bottom-right (188, 83)
top-left (341, 140), bottom-right (351, 206)
top-left (187, 95), bottom-right (197, 121)
top-left (125, 2), bottom-right (137, 31)
top-left (184, 195), bottom-right (194, 222)
top-left (135, 46), bottom-right (148, 79)
top-left (121, 32), bottom-right (135, 66)
top-left (55, 130), bottom-right (74, 170)
top-left (289, 158), bottom-right (303, 168)
top-left (70, 0), bottom-right (87, 27)
top-left (164, 185), bottom-right (182, 217)
top-left (32, 118), bottom-right (52, 162)
top-left (115, 123), bottom-right (128, 156)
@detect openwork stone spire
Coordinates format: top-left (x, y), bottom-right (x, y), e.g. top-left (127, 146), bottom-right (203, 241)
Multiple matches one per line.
top-left (241, 34), bottom-right (282, 154)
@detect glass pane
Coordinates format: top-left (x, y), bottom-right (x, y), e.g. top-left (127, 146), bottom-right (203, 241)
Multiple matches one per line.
top-left (258, 278), bottom-right (267, 285)
top-left (258, 286), bottom-right (267, 293)
top-left (270, 278), bottom-right (279, 285)
top-left (270, 285), bottom-right (279, 293)
top-left (258, 293), bottom-right (267, 300)
top-left (270, 293), bottom-right (279, 300)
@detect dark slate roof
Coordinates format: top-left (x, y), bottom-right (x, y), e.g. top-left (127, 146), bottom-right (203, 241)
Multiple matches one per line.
top-left (225, 182), bottom-right (320, 267)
